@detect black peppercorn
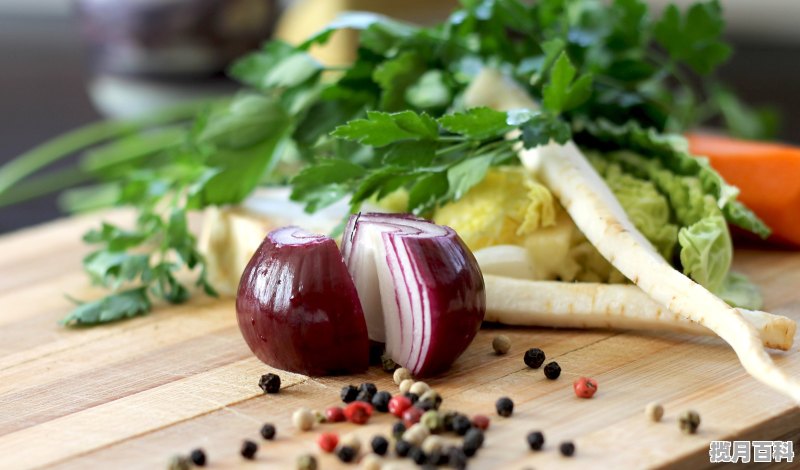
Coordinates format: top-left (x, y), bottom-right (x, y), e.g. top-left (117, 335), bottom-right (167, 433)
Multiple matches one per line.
top-left (495, 397), bottom-right (514, 417)
top-left (405, 392), bottom-right (419, 404)
top-left (341, 384), bottom-right (358, 403)
top-left (189, 448), bottom-right (206, 466)
top-left (560, 441), bottom-right (575, 457)
top-left (464, 428), bottom-right (484, 449)
top-left (544, 361), bottom-right (561, 380)
top-left (523, 348), bottom-right (546, 369)
top-left (392, 421), bottom-right (407, 439)
top-left (259, 423), bottom-right (276, 440)
top-left (526, 431), bottom-right (545, 451)
top-left (451, 414), bottom-right (472, 436)
top-left (409, 446), bottom-right (428, 464)
top-left (429, 448), bottom-right (449, 466)
top-left (336, 445), bottom-right (356, 463)
top-left (415, 399), bottom-right (435, 412)
top-left (359, 382), bottom-right (377, 396)
top-left (240, 440), bottom-right (258, 460)
top-left (372, 391), bottom-right (392, 412)
top-left (396, 439), bottom-right (412, 457)
top-left (371, 435), bottom-right (389, 456)
top-left (356, 389), bottom-right (373, 403)
top-left (258, 373), bottom-right (281, 394)
top-left (442, 411), bottom-right (456, 432)
top-left (448, 447), bottom-right (468, 470)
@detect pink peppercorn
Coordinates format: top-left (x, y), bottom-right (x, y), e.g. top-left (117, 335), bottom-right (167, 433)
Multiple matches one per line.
top-left (389, 395), bottom-right (413, 418)
top-left (317, 432), bottom-right (339, 453)
top-left (573, 377), bottom-right (598, 399)
top-left (325, 406), bottom-right (345, 423)
top-left (402, 406), bottom-right (424, 428)
top-left (344, 401), bottom-right (373, 425)
top-left (471, 414), bottom-right (490, 430)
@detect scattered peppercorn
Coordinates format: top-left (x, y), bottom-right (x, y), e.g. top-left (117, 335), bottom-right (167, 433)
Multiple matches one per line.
top-left (526, 431), bottom-right (544, 451)
top-left (389, 395), bottom-right (413, 418)
top-left (325, 406), bottom-right (345, 423)
top-left (313, 409), bottom-right (327, 424)
top-left (371, 435), bottom-right (389, 455)
top-left (496, 397), bottom-right (514, 417)
top-left (292, 408), bottom-right (315, 431)
top-left (422, 435), bottom-right (444, 455)
top-left (543, 361), bottom-right (562, 380)
top-left (451, 414), bottom-right (472, 436)
top-left (429, 447), bottom-right (449, 466)
top-left (258, 373), bottom-right (281, 394)
top-left (410, 381), bottom-right (431, 396)
top-left (260, 423), bottom-right (276, 440)
top-left (403, 406), bottom-right (424, 427)
top-left (471, 414), bottom-right (490, 431)
top-left (448, 447), bottom-right (468, 470)
top-left (419, 390), bottom-right (443, 409)
top-left (409, 446), bottom-right (428, 464)
top-left (356, 389), bottom-right (374, 403)
top-left (573, 377), bottom-right (598, 398)
top-left (492, 335), bottom-right (511, 354)
top-left (167, 455), bottom-right (190, 470)
top-left (317, 433), bottom-right (339, 453)
top-left (399, 379), bottom-right (415, 394)
top-left (442, 411), bottom-right (457, 432)
top-left (405, 392), bottom-right (420, 404)
top-left (344, 401), bottom-right (374, 425)
top-left (296, 454), bottom-right (317, 470)
top-left (341, 384), bottom-right (358, 403)
top-left (559, 441), bottom-right (575, 457)
top-left (403, 423), bottom-right (431, 446)
top-left (415, 399), bottom-right (435, 412)
top-left (393, 367), bottom-right (412, 385)
top-left (421, 410), bottom-right (443, 433)
top-left (392, 421), bottom-right (407, 439)
top-left (359, 382), bottom-right (378, 397)
top-left (372, 390), bottom-right (392, 412)
top-left (361, 454), bottom-right (382, 470)
top-left (336, 445), bottom-right (356, 463)
top-left (395, 439), bottom-right (412, 457)
top-left (678, 410), bottom-right (701, 434)
top-left (523, 348), bottom-right (546, 369)
top-left (462, 428), bottom-right (484, 456)
top-left (381, 353), bottom-right (398, 373)
top-left (189, 448), bottom-right (206, 466)
top-left (240, 440), bottom-right (258, 460)
top-left (646, 402), bottom-right (664, 422)
top-left (340, 433), bottom-right (362, 454)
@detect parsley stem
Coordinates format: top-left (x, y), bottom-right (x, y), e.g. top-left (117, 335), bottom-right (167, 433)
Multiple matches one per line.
top-left (435, 141), bottom-right (471, 156)
top-left (0, 167), bottom-right (91, 208)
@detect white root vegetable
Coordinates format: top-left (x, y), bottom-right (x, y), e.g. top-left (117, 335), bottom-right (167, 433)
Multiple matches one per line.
top-left (484, 275), bottom-right (796, 351)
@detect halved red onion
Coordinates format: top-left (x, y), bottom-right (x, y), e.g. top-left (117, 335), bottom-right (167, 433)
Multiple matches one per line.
top-left (236, 226), bottom-right (369, 376)
top-left (342, 213), bottom-right (486, 377)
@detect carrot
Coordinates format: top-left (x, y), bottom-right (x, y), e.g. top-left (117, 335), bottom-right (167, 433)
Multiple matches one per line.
top-left (687, 133), bottom-right (800, 246)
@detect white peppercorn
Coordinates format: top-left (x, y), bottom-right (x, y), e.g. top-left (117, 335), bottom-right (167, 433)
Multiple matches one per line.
top-left (402, 423), bottom-right (430, 446)
top-left (399, 378), bottom-right (415, 394)
top-left (409, 381), bottom-right (430, 396)
top-left (393, 367), bottom-right (412, 385)
top-left (645, 402), bottom-right (664, 422)
top-left (293, 407), bottom-right (315, 431)
top-left (360, 453), bottom-right (382, 470)
top-left (340, 432), bottom-right (362, 454)
top-left (492, 335), bottom-right (511, 354)
top-left (421, 435), bottom-right (444, 455)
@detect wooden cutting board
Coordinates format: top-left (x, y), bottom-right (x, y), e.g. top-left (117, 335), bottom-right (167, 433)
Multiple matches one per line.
top-left (0, 213), bottom-right (798, 469)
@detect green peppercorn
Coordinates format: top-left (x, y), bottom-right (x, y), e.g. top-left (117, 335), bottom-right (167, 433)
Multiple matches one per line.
top-left (492, 335), bottom-right (511, 354)
top-left (543, 361), bottom-right (561, 380)
top-left (421, 410), bottom-right (443, 433)
top-left (679, 410), bottom-right (701, 434)
top-left (560, 441), bottom-right (575, 457)
top-left (526, 431), bottom-right (545, 451)
top-left (240, 440), bottom-right (258, 460)
top-left (260, 423), bottom-right (276, 440)
top-left (496, 397), bottom-right (514, 417)
top-left (371, 435), bottom-right (389, 456)
top-left (381, 353), bottom-right (398, 373)
top-left (189, 448), bottom-right (206, 466)
top-left (258, 373), bottom-right (281, 394)
top-left (523, 348), bottom-right (546, 368)
top-left (296, 454), bottom-right (318, 470)
top-left (167, 455), bottom-right (190, 470)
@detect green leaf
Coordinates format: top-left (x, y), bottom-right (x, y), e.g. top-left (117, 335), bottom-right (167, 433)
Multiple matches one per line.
top-left (447, 154), bottom-right (494, 200)
top-left (438, 107), bottom-right (512, 140)
top-left (230, 41), bottom-right (321, 89)
top-left (712, 85), bottom-right (778, 140)
top-left (520, 114), bottom-right (572, 147)
top-left (406, 70), bottom-right (453, 110)
top-left (542, 52), bottom-right (593, 114)
top-left (332, 111), bottom-right (438, 147)
top-left (303, 12), bottom-right (417, 49)
top-left (716, 272), bottom-right (763, 310)
top-left (654, 0), bottom-right (731, 74)
top-left (382, 141), bottom-right (437, 167)
top-left (290, 159), bottom-right (366, 212)
top-left (408, 171), bottom-right (449, 215)
top-left (678, 213), bottom-right (732, 293)
top-left (373, 52), bottom-right (426, 111)
top-left (61, 288), bottom-right (151, 326)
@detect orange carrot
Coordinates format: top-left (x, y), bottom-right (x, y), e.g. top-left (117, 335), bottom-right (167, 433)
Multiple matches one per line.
top-left (687, 133), bottom-right (800, 247)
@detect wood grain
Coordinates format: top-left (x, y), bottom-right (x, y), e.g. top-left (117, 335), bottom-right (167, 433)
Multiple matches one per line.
top-left (0, 216), bottom-right (798, 469)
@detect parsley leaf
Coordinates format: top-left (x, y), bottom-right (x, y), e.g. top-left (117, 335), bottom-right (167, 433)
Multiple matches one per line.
top-left (654, 0), bottom-right (731, 74)
top-left (438, 107), bottom-right (512, 140)
top-left (62, 288), bottom-right (151, 326)
top-left (542, 52), bottom-right (594, 114)
top-left (331, 111), bottom-right (438, 146)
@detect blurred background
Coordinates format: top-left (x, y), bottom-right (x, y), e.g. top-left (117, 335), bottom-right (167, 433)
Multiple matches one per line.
top-left (1, 0), bottom-right (798, 234)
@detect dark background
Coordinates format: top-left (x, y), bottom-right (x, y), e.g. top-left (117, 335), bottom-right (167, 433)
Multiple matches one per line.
top-left (1, 10), bottom-right (799, 234)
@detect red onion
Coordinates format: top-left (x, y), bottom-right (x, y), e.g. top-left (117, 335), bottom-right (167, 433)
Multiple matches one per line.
top-left (342, 213), bottom-right (485, 376)
top-left (236, 226), bottom-right (369, 376)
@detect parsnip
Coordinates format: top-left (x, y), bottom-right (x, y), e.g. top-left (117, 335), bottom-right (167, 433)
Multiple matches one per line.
top-left (484, 275), bottom-right (796, 351)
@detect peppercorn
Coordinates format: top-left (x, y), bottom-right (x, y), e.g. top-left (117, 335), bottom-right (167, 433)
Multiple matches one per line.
top-left (392, 421), bottom-right (407, 439)
top-left (336, 445), bottom-right (356, 463)
top-left (325, 406), bottom-right (345, 423)
top-left (543, 361), bottom-right (561, 380)
top-left (415, 399), bottom-right (435, 412)
top-left (313, 409), bottom-right (327, 424)
top-left (405, 392), bottom-right (420, 404)
top-left (367, 435), bottom-right (388, 455)
top-left (409, 381), bottom-right (431, 396)
top-left (258, 373), bottom-right (281, 394)
top-left (448, 447), bottom-right (468, 470)
top-left (389, 395), bottom-right (413, 418)
top-left (189, 448), bottom-right (206, 466)
top-left (471, 414), bottom-right (490, 431)
top-left (573, 377), bottom-right (598, 398)
top-left (293, 408), bottom-right (315, 431)
top-left (317, 432), bottom-right (339, 453)
top-left (395, 439), bottom-right (412, 457)
top-left (167, 455), bottom-right (190, 470)
top-left (403, 406), bottom-right (424, 427)
top-left (560, 441), bottom-right (575, 457)
top-left (678, 410), bottom-right (701, 434)
top-left (464, 428), bottom-right (484, 449)
top-left (646, 402), bottom-right (664, 422)
top-left (296, 454), bottom-right (318, 470)
top-left (409, 446), bottom-right (428, 464)
top-left (359, 382), bottom-right (378, 396)
top-left (240, 440), bottom-right (258, 460)
top-left (344, 401), bottom-right (374, 425)
top-left (403, 423), bottom-right (431, 446)
top-left (442, 411), bottom-right (457, 432)
top-left (341, 384), bottom-right (358, 403)
top-left (399, 379), bottom-right (415, 394)
top-left (422, 435), bottom-right (444, 455)
top-left (493, 335), bottom-right (511, 354)
top-left (451, 414), bottom-right (472, 436)
top-left (361, 454), bottom-right (382, 470)
top-left (421, 410), bottom-right (443, 433)
top-left (356, 389), bottom-right (374, 403)
top-left (429, 448), bottom-right (449, 466)
top-left (526, 431), bottom-right (544, 451)
top-left (372, 390), bottom-right (392, 412)
top-left (393, 367), bottom-right (412, 385)
top-left (523, 348), bottom-right (546, 369)
top-left (260, 423), bottom-right (276, 440)
top-left (340, 433), bottom-right (362, 454)
top-left (419, 390), bottom-right (443, 409)
top-left (495, 397), bottom-right (514, 417)
top-left (381, 353), bottom-right (398, 373)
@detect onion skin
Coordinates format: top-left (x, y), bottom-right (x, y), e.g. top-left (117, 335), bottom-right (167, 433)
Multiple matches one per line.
top-left (236, 227), bottom-right (369, 376)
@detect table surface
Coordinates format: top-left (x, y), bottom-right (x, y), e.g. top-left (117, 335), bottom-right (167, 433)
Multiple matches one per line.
top-left (0, 213), bottom-right (799, 469)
